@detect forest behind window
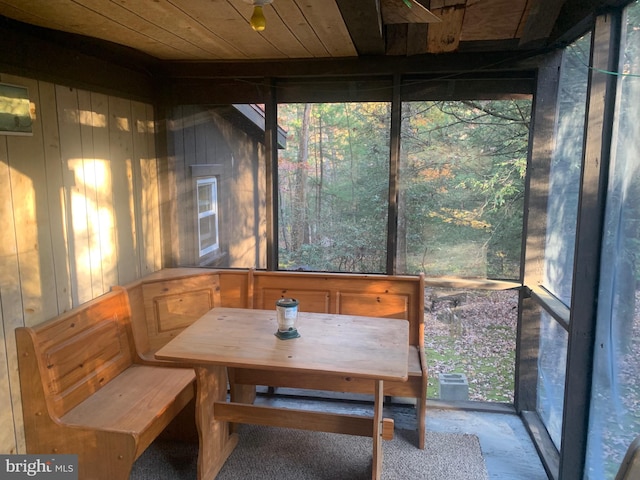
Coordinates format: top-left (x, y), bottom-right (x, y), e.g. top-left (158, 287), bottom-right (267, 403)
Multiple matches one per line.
top-left (399, 100), bottom-right (530, 278)
top-left (277, 99), bottom-right (531, 278)
top-left (277, 102), bottom-right (390, 272)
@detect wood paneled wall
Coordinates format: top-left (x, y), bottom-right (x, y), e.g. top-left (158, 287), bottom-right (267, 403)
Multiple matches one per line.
top-left (0, 72), bottom-right (162, 454)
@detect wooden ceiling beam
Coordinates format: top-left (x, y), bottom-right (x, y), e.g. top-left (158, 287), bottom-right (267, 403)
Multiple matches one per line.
top-left (385, 24), bottom-right (409, 55)
top-left (158, 51), bottom-right (539, 79)
top-left (427, 4), bottom-right (465, 53)
top-left (335, 0), bottom-right (385, 55)
top-left (407, 23), bottom-right (430, 55)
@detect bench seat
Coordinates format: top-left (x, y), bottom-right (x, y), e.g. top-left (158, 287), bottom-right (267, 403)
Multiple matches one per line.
top-left (61, 365), bottom-right (194, 448)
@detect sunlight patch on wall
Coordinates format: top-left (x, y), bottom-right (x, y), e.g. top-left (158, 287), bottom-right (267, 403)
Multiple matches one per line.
top-left (95, 161), bottom-right (116, 277)
top-left (136, 119), bottom-right (155, 133)
top-left (62, 108), bottom-right (106, 127)
top-left (67, 158), bottom-right (116, 300)
top-left (10, 167), bottom-right (43, 314)
top-left (126, 158), bottom-right (137, 255)
top-left (116, 116), bottom-right (130, 132)
top-left (68, 160), bottom-right (91, 288)
top-left (139, 157), bottom-right (160, 272)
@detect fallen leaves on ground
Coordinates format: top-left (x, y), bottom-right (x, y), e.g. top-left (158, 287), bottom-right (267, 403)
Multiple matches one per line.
top-left (424, 289), bottom-right (518, 402)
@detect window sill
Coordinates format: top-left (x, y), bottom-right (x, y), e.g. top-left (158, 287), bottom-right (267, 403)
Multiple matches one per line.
top-left (198, 250), bottom-right (227, 267)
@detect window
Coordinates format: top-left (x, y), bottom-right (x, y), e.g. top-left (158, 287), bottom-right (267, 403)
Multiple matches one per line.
top-left (397, 100), bottom-right (529, 404)
top-left (543, 33), bottom-right (591, 306)
top-left (532, 32), bottom-right (591, 456)
top-left (586, 2), bottom-right (640, 477)
top-left (397, 100), bottom-right (530, 279)
top-left (277, 102), bottom-right (390, 273)
top-left (197, 177), bottom-right (219, 257)
top-left (537, 310), bottom-right (568, 450)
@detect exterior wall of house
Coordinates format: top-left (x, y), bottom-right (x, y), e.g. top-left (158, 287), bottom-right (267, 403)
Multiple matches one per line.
top-left (0, 72), bottom-right (162, 454)
top-left (166, 105), bottom-right (267, 270)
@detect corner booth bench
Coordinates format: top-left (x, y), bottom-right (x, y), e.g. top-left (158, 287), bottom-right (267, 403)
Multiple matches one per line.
top-left (118, 267), bottom-right (428, 449)
top-left (16, 267), bottom-right (428, 478)
top-left (15, 288), bottom-right (196, 480)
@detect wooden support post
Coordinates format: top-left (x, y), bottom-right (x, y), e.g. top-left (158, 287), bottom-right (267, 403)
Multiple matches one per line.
top-left (372, 379), bottom-right (384, 480)
top-left (195, 366), bottom-right (238, 480)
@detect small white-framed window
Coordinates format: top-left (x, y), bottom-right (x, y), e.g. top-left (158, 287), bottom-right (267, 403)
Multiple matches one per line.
top-left (197, 177), bottom-right (219, 257)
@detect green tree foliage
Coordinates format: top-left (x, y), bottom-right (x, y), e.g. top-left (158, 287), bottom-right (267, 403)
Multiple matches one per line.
top-left (400, 100), bottom-right (530, 278)
top-left (278, 103), bottom-right (390, 272)
top-left (278, 99), bottom-right (531, 278)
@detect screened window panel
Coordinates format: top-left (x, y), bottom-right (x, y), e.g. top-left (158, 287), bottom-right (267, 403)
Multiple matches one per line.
top-left (170, 104), bottom-right (267, 269)
top-left (425, 288), bottom-right (518, 403)
top-left (586, 3), bottom-right (640, 477)
top-left (277, 103), bottom-right (390, 273)
top-left (537, 310), bottom-right (568, 451)
top-left (543, 33), bottom-right (591, 306)
top-left (397, 100), bottom-right (530, 279)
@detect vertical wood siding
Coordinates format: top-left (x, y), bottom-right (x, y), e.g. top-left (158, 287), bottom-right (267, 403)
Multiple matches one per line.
top-left (0, 73), bottom-right (161, 454)
top-left (168, 105), bottom-right (267, 269)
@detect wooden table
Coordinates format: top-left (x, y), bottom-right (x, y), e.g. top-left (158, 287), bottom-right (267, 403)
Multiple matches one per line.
top-left (155, 307), bottom-right (409, 480)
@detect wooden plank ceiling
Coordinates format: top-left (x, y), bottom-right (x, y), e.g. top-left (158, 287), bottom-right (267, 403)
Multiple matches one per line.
top-left (0, 0), bottom-right (569, 60)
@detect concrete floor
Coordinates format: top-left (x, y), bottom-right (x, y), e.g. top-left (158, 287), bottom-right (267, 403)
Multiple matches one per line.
top-left (255, 389), bottom-right (549, 480)
top-left (425, 407), bottom-right (548, 480)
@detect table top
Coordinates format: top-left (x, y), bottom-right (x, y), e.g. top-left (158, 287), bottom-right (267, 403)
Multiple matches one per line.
top-left (155, 307), bottom-right (409, 381)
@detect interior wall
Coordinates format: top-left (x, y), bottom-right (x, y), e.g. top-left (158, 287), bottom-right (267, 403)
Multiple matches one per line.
top-left (0, 72), bottom-right (162, 454)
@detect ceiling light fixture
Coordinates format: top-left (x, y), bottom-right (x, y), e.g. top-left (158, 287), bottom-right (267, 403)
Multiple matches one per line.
top-left (245, 0), bottom-right (273, 32)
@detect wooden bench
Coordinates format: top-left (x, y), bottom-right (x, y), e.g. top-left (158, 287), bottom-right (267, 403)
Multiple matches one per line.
top-left (121, 268), bottom-right (428, 449)
top-left (15, 289), bottom-right (196, 480)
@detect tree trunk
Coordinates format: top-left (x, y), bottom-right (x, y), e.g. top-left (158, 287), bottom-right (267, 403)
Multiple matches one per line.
top-left (316, 112), bottom-right (324, 243)
top-left (291, 103), bottom-right (311, 252)
top-left (396, 153), bottom-right (408, 273)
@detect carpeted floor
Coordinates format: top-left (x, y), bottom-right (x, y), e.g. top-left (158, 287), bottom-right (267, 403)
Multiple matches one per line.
top-left (131, 425), bottom-right (488, 480)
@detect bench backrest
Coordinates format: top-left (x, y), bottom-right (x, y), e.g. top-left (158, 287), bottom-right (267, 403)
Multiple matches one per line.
top-left (118, 269), bottom-right (221, 355)
top-left (15, 289), bottom-right (135, 419)
top-left (251, 271), bottom-right (425, 346)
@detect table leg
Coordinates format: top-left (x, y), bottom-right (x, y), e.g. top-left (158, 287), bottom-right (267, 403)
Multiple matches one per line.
top-left (195, 365), bottom-right (238, 480)
top-left (372, 379), bottom-right (384, 480)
